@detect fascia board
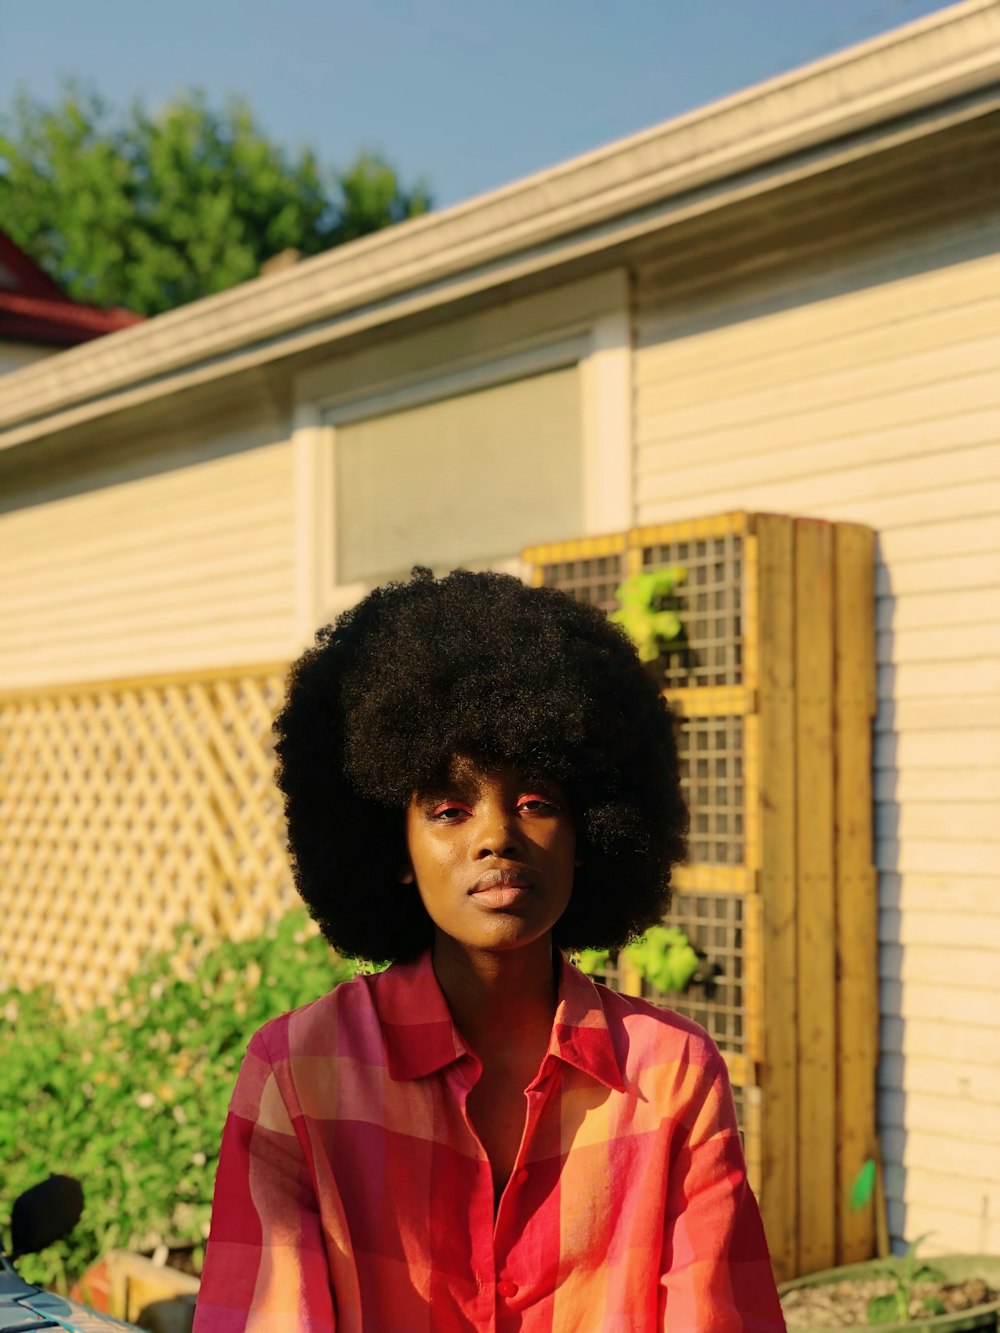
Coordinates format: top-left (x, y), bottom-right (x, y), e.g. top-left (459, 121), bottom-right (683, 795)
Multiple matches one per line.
top-left (0, 0), bottom-right (997, 443)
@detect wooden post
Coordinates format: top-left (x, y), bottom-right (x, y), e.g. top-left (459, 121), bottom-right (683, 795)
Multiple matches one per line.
top-left (794, 519), bottom-right (837, 1273)
top-left (834, 523), bottom-right (879, 1264)
top-left (755, 514), bottom-right (798, 1282)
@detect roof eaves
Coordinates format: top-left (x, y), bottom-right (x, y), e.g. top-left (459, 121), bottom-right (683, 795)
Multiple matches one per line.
top-left (0, 0), bottom-right (997, 446)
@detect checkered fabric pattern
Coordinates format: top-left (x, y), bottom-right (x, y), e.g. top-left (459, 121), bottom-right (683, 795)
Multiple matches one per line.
top-left (194, 952), bottom-right (785, 1331)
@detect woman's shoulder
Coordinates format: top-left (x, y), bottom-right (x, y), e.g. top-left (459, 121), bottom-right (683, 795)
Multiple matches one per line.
top-left (592, 980), bottom-right (727, 1073)
top-left (247, 969), bottom-right (381, 1066)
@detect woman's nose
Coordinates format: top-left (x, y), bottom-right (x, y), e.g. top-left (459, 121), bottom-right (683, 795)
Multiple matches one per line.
top-left (475, 800), bottom-right (520, 858)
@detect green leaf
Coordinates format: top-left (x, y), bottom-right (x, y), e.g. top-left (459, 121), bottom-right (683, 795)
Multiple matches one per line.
top-left (622, 925), bottom-right (700, 994)
top-left (573, 949), bottom-right (611, 977)
top-left (849, 1157), bottom-right (876, 1209)
top-left (922, 1297), bottom-right (947, 1316)
top-left (609, 568), bottom-right (685, 662)
top-left (912, 1264), bottom-right (945, 1284)
top-left (867, 1293), bottom-right (901, 1325)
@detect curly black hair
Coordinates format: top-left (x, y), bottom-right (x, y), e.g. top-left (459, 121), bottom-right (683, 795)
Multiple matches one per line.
top-left (273, 567), bottom-right (687, 961)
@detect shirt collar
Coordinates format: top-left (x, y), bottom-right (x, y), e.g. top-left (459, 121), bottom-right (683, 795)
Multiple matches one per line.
top-left (374, 948), bottom-right (626, 1093)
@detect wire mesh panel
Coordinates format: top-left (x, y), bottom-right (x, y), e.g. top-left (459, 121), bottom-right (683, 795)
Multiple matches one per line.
top-left (677, 715), bottom-right (745, 865)
top-left (536, 552), bottom-right (625, 613)
top-left (640, 891), bottom-right (746, 1058)
top-left (640, 532), bottom-right (743, 687)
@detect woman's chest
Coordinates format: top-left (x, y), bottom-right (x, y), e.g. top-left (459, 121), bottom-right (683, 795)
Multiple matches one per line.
top-left (466, 1068), bottom-right (534, 1201)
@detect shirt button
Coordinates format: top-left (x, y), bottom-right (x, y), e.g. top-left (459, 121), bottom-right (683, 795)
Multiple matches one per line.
top-left (515, 1168), bottom-right (529, 1185)
top-left (497, 1280), bottom-right (518, 1299)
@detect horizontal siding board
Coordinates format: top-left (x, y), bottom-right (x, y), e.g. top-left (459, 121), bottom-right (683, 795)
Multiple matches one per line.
top-left (637, 335), bottom-right (1000, 441)
top-left (874, 729), bottom-right (1000, 769)
top-left (885, 1194), bottom-right (1000, 1253)
top-left (875, 799), bottom-right (1000, 842)
top-left (878, 873), bottom-right (1000, 916)
top-left (877, 586), bottom-right (999, 632)
top-left (3, 541), bottom-right (293, 618)
top-left (636, 213), bottom-right (1000, 340)
top-left (3, 471), bottom-right (290, 568)
top-left (640, 411), bottom-right (1000, 507)
top-left (879, 1055), bottom-right (1000, 1105)
top-left (876, 660), bottom-right (1000, 702)
top-left (884, 1168), bottom-right (1000, 1231)
top-left (879, 908), bottom-right (1000, 951)
top-left (635, 294), bottom-right (1000, 400)
top-left (875, 695), bottom-right (1000, 732)
top-left (881, 1016), bottom-right (1000, 1066)
top-left (879, 942), bottom-right (1000, 991)
top-left (874, 767), bottom-right (1000, 794)
top-left (875, 551), bottom-right (1000, 596)
top-left (885, 1199), bottom-right (1000, 1257)
top-left (0, 434), bottom-right (297, 688)
top-left (881, 1126), bottom-right (1000, 1190)
top-left (879, 979), bottom-right (1000, 1029)
top-left (878, 1088), bottom-right (1000, 1143)
top-left (874, 837), bottom-right (1000, 876)
top-left (876, 622), bottom-right (1000, 665)
top-left (3, 578), bottom-right (292, 649)
top-left (639, 468), bottom-right (1000, 533)
top-left (877, 513), bottom-right (1000, 562)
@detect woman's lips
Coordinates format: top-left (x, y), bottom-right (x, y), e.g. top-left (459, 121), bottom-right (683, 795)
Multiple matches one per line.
top-left (469, 868), bottom-right (533, 909)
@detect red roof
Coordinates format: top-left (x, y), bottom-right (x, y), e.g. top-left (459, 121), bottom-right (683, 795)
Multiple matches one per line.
top-left (0, 232), bottom-right (142, 347)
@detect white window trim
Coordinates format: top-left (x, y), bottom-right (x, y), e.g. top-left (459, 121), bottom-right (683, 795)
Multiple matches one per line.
top-left (291, 272), bottom-right (632, 641)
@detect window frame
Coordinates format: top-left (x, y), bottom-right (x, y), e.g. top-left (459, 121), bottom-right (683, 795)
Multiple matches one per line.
top-left (291, 270), bottom-right (632, 638)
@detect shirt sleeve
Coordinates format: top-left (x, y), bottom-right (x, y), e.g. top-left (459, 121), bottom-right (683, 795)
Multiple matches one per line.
top-left (193, 1028), bottom-right (337, 1332)
top-left (658, 1044), bottom-right (787, 1331)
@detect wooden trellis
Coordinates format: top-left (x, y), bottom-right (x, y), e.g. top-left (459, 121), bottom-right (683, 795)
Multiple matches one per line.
top-left (523, 511), bottom-right (878, 1282)
top-left (0, 665), bottom-right (295, 1014)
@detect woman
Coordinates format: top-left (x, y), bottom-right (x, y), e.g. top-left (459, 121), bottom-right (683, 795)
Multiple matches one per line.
top-left (194, 568), bottom-right (785, 1331)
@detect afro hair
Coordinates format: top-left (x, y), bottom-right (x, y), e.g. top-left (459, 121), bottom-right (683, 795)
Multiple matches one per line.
top-left (273, 567), bottom-right (687, 961)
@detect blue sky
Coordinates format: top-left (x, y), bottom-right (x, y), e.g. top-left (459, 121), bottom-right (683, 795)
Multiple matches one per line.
top-left (1, 0), bottom-right (958, 208)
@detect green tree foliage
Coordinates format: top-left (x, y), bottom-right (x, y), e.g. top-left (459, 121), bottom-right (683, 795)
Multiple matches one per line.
top-left (0, 83), bottom-right (431, 315)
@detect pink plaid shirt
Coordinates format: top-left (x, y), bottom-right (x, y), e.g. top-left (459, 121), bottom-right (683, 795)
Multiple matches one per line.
top-left (195, 950), bottom-right (785, 1331)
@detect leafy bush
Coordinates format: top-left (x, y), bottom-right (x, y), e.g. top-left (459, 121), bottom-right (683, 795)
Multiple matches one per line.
top-left (0, 910), bottom-right (356, 1292)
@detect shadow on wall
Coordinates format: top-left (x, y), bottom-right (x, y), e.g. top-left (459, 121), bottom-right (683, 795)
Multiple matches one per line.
top-left (870, 535), bottom-right (909, 1256)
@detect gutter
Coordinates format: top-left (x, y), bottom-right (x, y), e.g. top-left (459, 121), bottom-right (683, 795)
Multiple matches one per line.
top-left (0, 0), bottom-right (997, 448)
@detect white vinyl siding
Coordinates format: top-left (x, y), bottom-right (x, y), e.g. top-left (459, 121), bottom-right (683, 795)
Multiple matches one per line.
top-left (332, 366), bottom-right (583, 583)
top-left (0, 421), bottom-right (297, 689)
top-left (633, 211), bottom-right (1000, 1255)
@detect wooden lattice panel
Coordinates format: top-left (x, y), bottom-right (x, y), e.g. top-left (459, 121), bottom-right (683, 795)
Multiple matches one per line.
top-left (525, 513), bottom-right (877, 1282)
top-left (0, 666), bottom-right (295, 1014)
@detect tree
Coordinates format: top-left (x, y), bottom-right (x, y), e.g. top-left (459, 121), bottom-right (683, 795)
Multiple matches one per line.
top-left (0, 84), bottom-right (431, 316)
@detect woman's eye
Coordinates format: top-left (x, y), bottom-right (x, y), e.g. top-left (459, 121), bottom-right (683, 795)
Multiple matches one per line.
top-left (517, 794), bottom-right (558, 813)
top-left (430, 801), bottom-right (473, 820)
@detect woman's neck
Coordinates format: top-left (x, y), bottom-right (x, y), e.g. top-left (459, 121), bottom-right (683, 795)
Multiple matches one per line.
top-left (431, 932), bottom-right (559, 1067)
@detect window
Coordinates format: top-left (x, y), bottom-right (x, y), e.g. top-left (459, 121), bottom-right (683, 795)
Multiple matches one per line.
top-left (332, 364), bottom-right (583, 585)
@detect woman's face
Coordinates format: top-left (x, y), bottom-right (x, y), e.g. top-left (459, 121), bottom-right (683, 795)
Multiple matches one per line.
top-left (403, 757), bottom-right (576, 956)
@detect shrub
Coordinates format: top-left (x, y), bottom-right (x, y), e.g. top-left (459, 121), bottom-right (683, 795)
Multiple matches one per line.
top-left (0, 910), bottom-right (356, 1291)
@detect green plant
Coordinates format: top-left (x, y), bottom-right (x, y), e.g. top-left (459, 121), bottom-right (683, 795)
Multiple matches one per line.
top-left (0, 910), bottom-right (356, 1292)
top-left (867, 1235), bottom-right (946, 1325)
top-left (575, 924), bottom-right (701, 994)
top-left (609, 569), bottom-right (685, 664)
